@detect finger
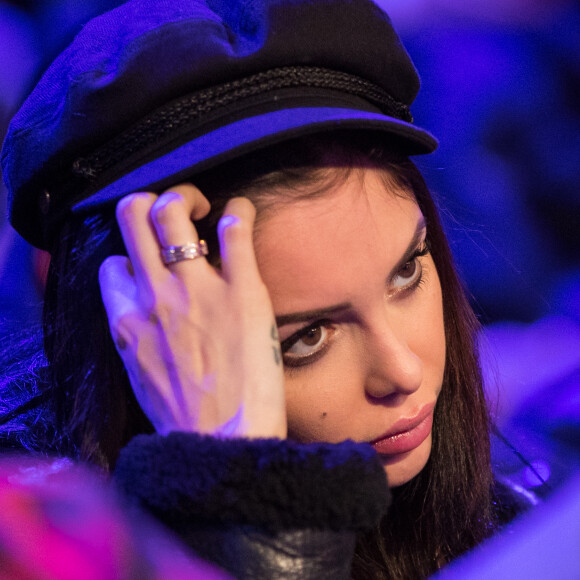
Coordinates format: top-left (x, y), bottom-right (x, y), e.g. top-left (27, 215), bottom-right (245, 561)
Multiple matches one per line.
top-left (151, 184), bottom-right (210, 248)
top-left (184, 183), bottom-right (212, 222)
top-left (218, 197), bottom-right (261, 284)
top-left (151, 185), bottom-right (213, 275)
top-left (99, 255), bottom-right (141, 349)
top-left (116, 192), bottom-right (168, 284)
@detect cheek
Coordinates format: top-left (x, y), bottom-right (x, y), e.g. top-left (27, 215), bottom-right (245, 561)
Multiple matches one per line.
top-left (283, 352), bottom-right (362, 444)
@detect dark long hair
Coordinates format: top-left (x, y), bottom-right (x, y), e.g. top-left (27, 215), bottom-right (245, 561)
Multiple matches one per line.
top-left (1, 132), bottom-right (493, 578)
top-left (345, 142), bottom-right (493, 579)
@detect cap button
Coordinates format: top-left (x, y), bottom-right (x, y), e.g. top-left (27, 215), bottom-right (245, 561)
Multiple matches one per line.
top-left (40, 190), bottom-right (51, 215)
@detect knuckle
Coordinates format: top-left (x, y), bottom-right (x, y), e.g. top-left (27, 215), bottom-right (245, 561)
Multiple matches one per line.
top-left (116, 192), bottom-right (156, 223)
top-left (235, 197), bottom-right (257, 221)
top-left (99, 255), bottom-right (133, 288)
top-left (99, 254), bottom-right (125, 272)
top-left (166, 183), bottom-right (198, 198)
top-left (99, 255), bottom-right (116, 275)
top-left (151, 192), bottom-right (187, 226)
top-left (229, 196), bottom-right (256, 214)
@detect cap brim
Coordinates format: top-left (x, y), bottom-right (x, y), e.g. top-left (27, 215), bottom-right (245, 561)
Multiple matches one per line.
top-left (73, 106), bottom-right (437, 213)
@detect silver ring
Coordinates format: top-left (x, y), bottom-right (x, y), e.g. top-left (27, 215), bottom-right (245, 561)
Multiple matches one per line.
top-left (161, 240), bottom-right (209, 265)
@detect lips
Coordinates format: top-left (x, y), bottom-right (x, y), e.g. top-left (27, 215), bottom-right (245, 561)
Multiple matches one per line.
top-left (370, 403), bottom-right (435, 456)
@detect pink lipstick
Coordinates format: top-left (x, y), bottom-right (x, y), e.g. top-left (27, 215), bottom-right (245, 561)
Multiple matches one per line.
top-left (371, 404), bottom-right (435, 456)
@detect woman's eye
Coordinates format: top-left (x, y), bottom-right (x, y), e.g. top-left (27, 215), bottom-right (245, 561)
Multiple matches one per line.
top-left (391, 243), bottom-right (430, 291)
top-left (392, 258), bottom-right (421, 288)
top-left (281, 322), bottom-right (334, 367)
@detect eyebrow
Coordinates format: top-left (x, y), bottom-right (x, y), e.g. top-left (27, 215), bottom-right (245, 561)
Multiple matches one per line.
top-left (276, 302), bottom-right (353, 327)
top-left (275, 215), bottom-right (427, 328)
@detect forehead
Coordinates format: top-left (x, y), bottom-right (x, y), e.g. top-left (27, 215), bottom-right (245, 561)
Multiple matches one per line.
top-left (253, 167), bottom-right (422, 312)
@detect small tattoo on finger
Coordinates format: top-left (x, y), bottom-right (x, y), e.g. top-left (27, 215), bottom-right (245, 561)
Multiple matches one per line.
top-left (271, 323), bottom-right (281, 365)
top-left (271, 324), bottom-right (279, 341)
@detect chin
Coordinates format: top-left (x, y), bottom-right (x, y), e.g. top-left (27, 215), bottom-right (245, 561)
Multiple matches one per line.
top-left (381, 433), bottom-right (432, 488)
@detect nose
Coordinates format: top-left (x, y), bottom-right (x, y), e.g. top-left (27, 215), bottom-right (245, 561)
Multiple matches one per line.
top-left (363, 319), bottom-right (423, 400)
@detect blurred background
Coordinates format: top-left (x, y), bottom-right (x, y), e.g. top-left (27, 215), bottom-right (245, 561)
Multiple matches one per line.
top-left (0, 0), bottom-right (579, 494)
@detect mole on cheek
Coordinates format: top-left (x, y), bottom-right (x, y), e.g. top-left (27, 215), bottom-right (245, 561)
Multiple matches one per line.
top-left (321, 412), bottom-right (327, 419)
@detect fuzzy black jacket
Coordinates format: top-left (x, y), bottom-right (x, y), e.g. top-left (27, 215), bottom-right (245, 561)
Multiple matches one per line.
top-left (114, 432), bottom-right (391, 579)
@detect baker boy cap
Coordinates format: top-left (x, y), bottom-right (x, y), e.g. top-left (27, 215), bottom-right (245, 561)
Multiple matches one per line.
top-left (2, 0), bottom-right (437, 250)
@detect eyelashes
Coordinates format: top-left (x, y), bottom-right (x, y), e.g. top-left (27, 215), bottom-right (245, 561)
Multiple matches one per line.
top-left (279, 239), bottom-right (431, 370)
top-left (388, 239), bottom-right (430, 296)
top-left (280, 320), bottom-right (335, 368)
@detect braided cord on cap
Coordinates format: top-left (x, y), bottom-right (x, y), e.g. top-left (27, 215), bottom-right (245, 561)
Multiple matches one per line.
top-left (71, 66), bottom-right (412, 181)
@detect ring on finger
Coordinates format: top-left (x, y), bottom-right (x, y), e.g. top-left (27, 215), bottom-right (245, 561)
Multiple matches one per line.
top-left (161, 240), bottom-right (209, 265)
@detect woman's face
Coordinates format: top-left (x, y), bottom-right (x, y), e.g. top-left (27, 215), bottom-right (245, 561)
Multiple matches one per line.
top-left (253, 167), bottom-right (446, 487)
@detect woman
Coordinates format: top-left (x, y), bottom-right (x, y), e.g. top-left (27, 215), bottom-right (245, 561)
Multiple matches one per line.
top-left (0, 0), bottom-right (527, 578)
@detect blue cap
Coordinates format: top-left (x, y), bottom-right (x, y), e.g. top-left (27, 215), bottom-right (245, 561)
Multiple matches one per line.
top-left (2, 0), bottom-right (437, 250)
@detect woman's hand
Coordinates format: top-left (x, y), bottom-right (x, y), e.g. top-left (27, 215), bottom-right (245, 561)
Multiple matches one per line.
top-left (98, 184), bottom-right (287, 439)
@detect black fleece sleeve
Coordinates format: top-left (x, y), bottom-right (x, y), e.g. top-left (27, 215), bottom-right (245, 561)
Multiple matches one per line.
top-left (114, 433), bottom-right (390, 579)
